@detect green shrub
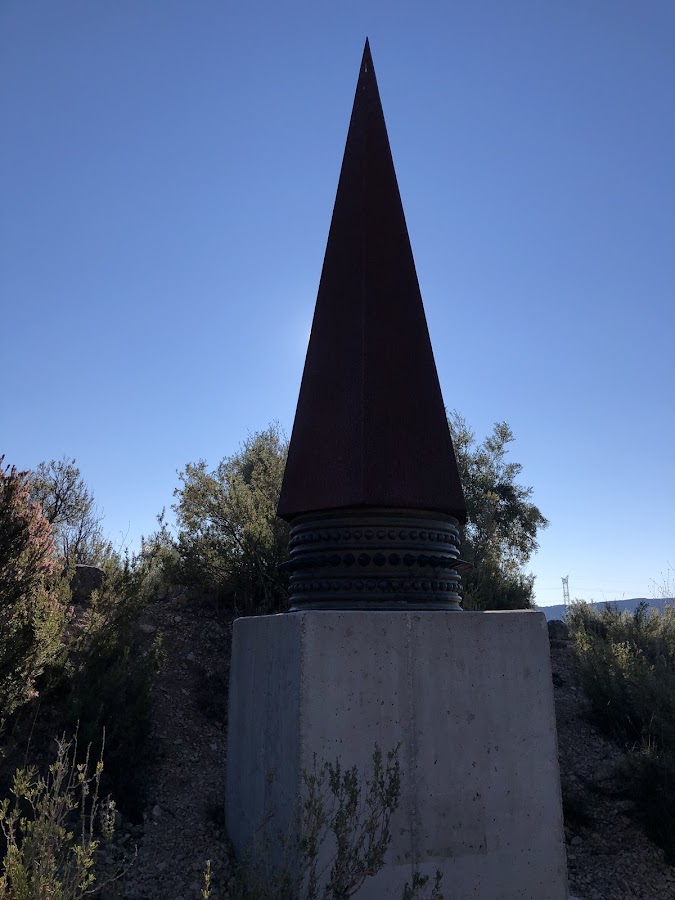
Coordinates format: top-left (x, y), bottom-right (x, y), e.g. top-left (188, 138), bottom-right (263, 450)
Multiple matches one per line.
top-left (173, 425), bottom-right (290, 615)
top-left (567, 600), bottom-right (675, 859)
top-left (568, 601), bottom-right (675, 745)
top-left (460, 560), bottom-right (535, 611)
top-left (63, 568), bottom-right (161, 821)
top-left (0, 459), bottom-right (69, 723)
top-left (133, 510), bottom-right (185, 605)
top-left (1, 455), bottom-right (160, 825)
top-left (447, 414), bottom-right (547, 611)
top-left (1, 459), bottom-right (158, 826)
top-left (0, 732), bottom-right (121, 899)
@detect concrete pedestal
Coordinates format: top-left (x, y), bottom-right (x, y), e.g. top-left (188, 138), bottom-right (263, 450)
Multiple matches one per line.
top-left (226, 610), bottom-right (568, 899)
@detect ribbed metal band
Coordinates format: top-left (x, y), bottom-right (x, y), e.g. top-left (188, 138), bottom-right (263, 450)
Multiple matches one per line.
top-left (282, 509), bottom-right (464, 612)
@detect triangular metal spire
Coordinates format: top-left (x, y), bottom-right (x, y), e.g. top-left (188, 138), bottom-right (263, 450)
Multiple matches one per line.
top-left (278, 40), bottom-right (466, 523)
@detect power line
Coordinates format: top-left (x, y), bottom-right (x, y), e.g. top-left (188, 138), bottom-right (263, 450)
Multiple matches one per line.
top-left (536, 584), bottom-right (651, 592)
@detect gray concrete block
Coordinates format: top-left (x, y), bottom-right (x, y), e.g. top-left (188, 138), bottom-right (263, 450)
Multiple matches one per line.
top-left (226, 610), bottom-right (568, 899)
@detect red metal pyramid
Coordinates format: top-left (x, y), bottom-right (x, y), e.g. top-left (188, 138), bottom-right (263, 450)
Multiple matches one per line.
top-left (278, 40), bottom-right (466, 523)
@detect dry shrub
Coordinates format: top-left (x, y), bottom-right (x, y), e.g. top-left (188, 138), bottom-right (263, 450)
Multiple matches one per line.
top-left (568, 600), bottom-right (675, 859)
top-left (231, 744), bottom-right (443, 900)
top-left (0, 732), bottom-right (128, 899)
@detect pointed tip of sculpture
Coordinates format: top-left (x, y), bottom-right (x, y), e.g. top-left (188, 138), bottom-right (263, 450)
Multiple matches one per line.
top-left (362, 37), bottom-right (373, 72)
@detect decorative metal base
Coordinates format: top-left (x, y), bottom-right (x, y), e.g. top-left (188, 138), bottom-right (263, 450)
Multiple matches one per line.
top-left (282, 508), bottom-right (465, 612)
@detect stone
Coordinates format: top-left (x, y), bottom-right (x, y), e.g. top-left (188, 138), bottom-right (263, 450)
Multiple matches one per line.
top-left (70, 564), bottom-right (105, 603)
top-left (166, 587), bottom-right (191, 608)
top-left (226, 609), bottom-right (568, 899)
top-left (548, 619), bottom-right (570, 642)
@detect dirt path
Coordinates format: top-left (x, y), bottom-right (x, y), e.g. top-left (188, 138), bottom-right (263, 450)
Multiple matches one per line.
top-left (98, 594), bottom-right (235, 899)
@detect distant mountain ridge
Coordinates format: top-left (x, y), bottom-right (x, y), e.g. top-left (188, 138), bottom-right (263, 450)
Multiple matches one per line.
top-left (538, 597), bottom-right (675, 622)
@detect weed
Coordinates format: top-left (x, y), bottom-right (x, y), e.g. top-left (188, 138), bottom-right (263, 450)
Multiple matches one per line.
top-left (0, 731), bottom-right (130, 898)
top-left (201, 859), bottom-right (212, 900)
top-left (230, 743), bottom-right (443, 900)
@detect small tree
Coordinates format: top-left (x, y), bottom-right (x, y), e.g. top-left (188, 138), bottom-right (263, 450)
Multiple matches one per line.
top-left (448, 413), bottom-right (548, 610)
top-left (173, 425), bottom-right (290, 614)
top-left (0, 458), bottom-right (68, 720)
top-left (29, 458), bottom-right (113, 567)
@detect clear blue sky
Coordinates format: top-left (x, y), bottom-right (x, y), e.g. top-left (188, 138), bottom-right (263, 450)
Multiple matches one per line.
top-left (2, 1), bottom-right (673, 606)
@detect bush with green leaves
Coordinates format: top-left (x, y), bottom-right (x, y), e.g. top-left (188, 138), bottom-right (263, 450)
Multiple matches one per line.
top-left (0, 458), bottom-right (69, 723)
top-left (173, 425), bottom-right (290, 614)
top-left (0, 732), bottom-right (122, 899)
top-left (1, 456), bottom-right (158, 823)
top-left (63, 567), bottom-right (162, 821)
top-left (232, 744), bottom-right (443, 900)
top-left (567, 600), bottom-right (675, 858)
top-left (133, 510), bottom-right (185, 604)
top-left (447, 413), bottom-right (548, 610)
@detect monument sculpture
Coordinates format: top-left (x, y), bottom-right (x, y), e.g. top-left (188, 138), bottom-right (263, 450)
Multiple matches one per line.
top-left (226, 40), bottom-right (568, 898)
top-left (277, 39), bottom-right (466, 614)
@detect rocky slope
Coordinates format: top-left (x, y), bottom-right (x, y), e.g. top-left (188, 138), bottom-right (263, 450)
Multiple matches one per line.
top-left (552, 633), bottom-right (675, 900)
top-left (97, 593), bottom-right (234, 899)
